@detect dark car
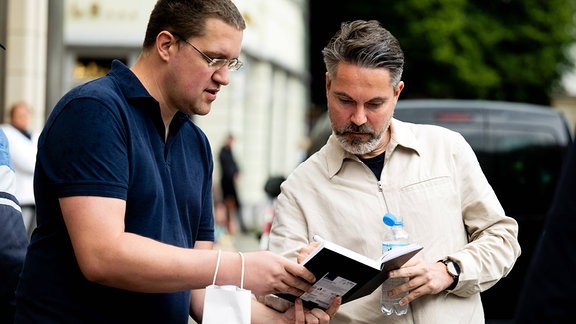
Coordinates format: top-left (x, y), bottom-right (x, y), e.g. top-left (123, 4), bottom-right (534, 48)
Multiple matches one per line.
top-left (308, 99), bottom-right (573, 322)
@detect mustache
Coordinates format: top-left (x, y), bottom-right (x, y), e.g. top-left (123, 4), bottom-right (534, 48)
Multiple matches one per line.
top-left (336, 124), bottom-right (375, 135)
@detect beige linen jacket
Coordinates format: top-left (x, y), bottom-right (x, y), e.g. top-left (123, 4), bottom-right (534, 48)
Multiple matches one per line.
top-left (268, 118), bottom-right (521, 324)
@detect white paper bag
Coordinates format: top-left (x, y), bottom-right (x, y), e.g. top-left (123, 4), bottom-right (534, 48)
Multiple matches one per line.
top-left (202, 250), bottom-right (251, 324)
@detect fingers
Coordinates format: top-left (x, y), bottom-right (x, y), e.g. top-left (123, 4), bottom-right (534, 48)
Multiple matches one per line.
top-left (303, 308), bottom-right (323, 324)
top-left (387, 259), bottom-right (451, 306)
top-left (276, 283), bottom-right (307, 299)
top-left (297, 242), bottom-right (321, 264)
top-left (293, 298), bottom-right (322, 324)
top-left (275, 261), bottom-right (314, 296)
top-left (263, 272), bottom-right (311, 298)
top-left (243, 251), bottom-right (316, 297)
top-left (324, 295), bottom-right (341, 319)
top-left (242, 252), bottom-right (312, 296)
top-left (307, 295), bottom-right (341, 323)
top-left (277, 261), bottom-right (314, 297)
top-left (285, 259), bottom-right (316, 284)
top-left (304, 313), bottom-right (321, 323)
top-left (294, 298), bottom-right (305, 323)
top-left (291, 297), bottom-right (339, 324)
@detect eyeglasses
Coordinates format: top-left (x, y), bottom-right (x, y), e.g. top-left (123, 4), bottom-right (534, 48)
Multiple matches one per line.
top-left (173, 33), bottom-right (243, 72)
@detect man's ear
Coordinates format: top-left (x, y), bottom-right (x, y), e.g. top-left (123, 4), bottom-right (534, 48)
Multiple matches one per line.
top-left (156, 31), bottom-right (176, 61)
top-left (394, 80), bottom-right (405, 100)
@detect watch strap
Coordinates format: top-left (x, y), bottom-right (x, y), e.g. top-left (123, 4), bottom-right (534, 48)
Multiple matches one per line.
top-left (438, 258), bottom-right (460, 290)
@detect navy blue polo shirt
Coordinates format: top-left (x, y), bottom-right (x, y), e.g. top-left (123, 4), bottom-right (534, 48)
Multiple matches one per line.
top-left (15, 60), bottom-right (214, 323)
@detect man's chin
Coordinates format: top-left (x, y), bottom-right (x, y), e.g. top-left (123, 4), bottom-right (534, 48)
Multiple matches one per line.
top-left (337, 137), bottom-right (372, 155)
top-left (194, 104), bottom-right (212, 116)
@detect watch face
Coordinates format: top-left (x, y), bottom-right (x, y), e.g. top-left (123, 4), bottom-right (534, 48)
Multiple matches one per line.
top-left (447, 261), bottom-right (459, 276)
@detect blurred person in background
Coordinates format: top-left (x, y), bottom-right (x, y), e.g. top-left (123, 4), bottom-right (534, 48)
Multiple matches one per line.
top-left (1, 101), bottom-right (38, 237)
top-left (13, 0), bottom-right (339, 323)
top-left (218, 133), bottom-right (247, 234)
top-left (0, 128), bottom-right (28, 323)
top-left (514, 137), bottom-right (576, 323)
top-left (265, 19), bottom-right (520, 323)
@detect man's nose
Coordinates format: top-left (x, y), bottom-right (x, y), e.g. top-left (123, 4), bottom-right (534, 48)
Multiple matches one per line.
top-left (350, 107), bottom-right (367, 125)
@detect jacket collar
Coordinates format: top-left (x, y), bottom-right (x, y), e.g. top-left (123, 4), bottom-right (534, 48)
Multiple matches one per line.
top-left (323, 118), bottom-right (421, 178)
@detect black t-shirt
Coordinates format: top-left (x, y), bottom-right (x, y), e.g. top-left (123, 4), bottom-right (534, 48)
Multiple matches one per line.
top-left (360, 152), bottom-right (385, 180)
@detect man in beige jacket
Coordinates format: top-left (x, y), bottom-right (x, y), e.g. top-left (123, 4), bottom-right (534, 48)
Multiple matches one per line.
top-left (267, 20), bottom-right (521, 323)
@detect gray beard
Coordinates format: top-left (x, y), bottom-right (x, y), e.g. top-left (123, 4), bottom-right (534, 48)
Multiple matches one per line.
top-left (336, 131), bottom-right (384, 155)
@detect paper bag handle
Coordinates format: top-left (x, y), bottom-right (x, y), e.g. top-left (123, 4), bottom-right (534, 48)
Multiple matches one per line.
top-left (211, 249), bottom-right (246, 289)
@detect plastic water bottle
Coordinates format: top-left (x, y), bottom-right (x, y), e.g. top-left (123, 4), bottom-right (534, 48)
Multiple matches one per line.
top-left (380, 213), bottom-right (411, 316)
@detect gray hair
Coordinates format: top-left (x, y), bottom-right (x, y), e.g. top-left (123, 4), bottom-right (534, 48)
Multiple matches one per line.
top-left (322, 20), bottom-right (404, 88)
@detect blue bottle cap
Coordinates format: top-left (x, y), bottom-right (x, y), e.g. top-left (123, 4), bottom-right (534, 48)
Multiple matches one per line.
top-left (383, 212), bottom-right (403, 226)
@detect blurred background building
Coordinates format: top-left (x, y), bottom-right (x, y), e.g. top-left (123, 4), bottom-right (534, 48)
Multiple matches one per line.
top-left (0, 0), bottom-right (311, 229)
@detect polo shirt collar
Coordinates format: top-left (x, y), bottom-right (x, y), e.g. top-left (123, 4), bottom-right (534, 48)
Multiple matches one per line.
top-left (108, 59), bottom-right (155, 100)
top-left (106, 60), bottom-right (192, 137)
top-left (107, 60), bottom-right (190, 121)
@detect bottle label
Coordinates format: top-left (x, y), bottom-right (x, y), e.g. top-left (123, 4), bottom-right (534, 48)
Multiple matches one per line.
top-left (382, 242), bottom-right (410, 253)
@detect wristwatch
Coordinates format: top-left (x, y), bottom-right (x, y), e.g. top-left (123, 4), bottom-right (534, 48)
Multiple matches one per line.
top-left (439, 258), bottom-right (460, 290)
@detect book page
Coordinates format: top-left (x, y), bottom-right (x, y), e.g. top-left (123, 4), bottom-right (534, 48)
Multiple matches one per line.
top-left (377, 243), bottom-right (422, 265)
top-left (303, 238), bottom-right (381, 269)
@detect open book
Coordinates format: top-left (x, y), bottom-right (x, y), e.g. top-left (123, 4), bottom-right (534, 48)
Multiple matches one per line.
top-left (277, 236), bottom-right (423, 310)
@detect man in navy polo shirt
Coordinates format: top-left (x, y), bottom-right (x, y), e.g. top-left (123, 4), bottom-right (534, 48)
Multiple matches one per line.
top-left (14, 0), bottom-right (338, 323)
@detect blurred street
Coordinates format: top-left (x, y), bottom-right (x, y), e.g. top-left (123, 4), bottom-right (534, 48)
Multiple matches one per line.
top-left (214, 230), bottom-right (261, 253)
